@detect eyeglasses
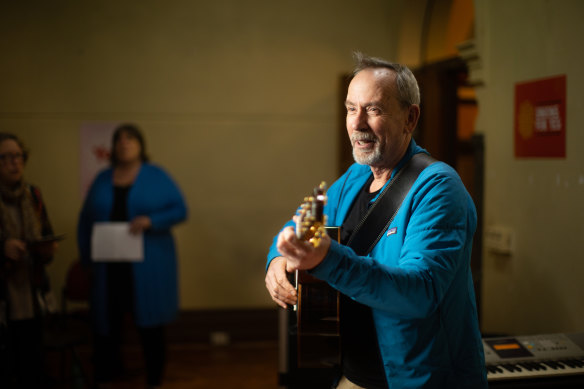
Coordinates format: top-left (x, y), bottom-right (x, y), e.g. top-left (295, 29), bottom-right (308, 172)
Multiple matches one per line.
top-left (0, 152), bottom-right (25, 164)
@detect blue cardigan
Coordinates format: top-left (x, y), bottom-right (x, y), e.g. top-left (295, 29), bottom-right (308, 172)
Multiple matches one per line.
top-left (267, 140), bottom-right (487, 388)
top-left (78, 163), bottom-right (187, 333)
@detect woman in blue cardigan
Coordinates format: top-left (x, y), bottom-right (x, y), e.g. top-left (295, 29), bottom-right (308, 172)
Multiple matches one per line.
top-left (77, 124), bottom-right (187, 389)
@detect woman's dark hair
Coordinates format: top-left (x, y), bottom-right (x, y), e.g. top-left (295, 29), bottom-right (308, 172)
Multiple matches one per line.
top-left (0, 132), bottom-right (29, 163)
top-left (109, 123), bottom-right (150, 166)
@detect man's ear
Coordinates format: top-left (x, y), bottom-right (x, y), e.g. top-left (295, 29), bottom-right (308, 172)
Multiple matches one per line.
top-left (405, 104), bottom-right (421, 134)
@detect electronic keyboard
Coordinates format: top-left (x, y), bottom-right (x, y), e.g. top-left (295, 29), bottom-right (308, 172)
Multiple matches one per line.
top-left (484, 332), bottom-right (584, 386)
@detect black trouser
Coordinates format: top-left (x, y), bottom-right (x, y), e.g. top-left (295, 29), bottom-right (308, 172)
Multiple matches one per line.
top-left (94, 263), bottom-right (166, 386)
top-left (94, 324), bottom-right (166, 386)
top-left (1, 318), bottom-right (44, 388)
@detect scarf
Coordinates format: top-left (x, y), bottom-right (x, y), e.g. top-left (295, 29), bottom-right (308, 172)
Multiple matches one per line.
top-left (0, 181), bottom-right (43, 243)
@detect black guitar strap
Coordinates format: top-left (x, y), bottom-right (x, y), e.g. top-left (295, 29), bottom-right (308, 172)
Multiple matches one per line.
top-left (346, 152), bottom-right (436, 256)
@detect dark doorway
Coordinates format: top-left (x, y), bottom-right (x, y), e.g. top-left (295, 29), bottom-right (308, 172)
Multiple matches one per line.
top-left (414, 57), bottom-right (484, 327)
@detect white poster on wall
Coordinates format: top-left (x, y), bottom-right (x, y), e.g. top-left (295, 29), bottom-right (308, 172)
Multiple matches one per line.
top-left (79, 122), bottom-right (119, 198)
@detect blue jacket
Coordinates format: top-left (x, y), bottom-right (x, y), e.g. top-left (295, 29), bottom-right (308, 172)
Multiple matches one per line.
top-left (78, 163), bottom-right (187, 333)
top-left (267, 140), bottom-right (487, 388)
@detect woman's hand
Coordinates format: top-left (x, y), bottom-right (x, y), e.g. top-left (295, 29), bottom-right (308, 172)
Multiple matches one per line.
top-left (4, 238), bottom-right (27, 261)
top-left (129, 216), bottom-right (152, 234)
top-left (33, 241), bottom-right (59, 262)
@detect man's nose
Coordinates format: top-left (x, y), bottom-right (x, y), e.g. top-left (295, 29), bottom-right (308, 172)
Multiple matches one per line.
top-left (348, 109), bottom-right (367, 131)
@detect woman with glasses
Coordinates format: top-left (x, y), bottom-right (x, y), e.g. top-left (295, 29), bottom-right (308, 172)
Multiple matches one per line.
top-left (0, 133), bottom-right (57, 388)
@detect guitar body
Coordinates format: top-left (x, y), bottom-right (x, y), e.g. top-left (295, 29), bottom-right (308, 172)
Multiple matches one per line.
top-left (296, 228), bottom-right (341, 368)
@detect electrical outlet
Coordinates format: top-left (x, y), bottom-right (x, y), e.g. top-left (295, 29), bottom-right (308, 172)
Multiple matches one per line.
top-left (485, 225), bottom-right (514, 255)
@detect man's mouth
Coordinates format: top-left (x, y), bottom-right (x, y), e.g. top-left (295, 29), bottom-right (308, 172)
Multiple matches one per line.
top-left (352, 134), bottom-right (376, 149)
top-left (355, 139), bottom-right (373, 146)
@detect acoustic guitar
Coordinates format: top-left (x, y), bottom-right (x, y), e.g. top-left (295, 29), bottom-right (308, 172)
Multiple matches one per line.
top-left (293, 182), bottom-right (341, 368)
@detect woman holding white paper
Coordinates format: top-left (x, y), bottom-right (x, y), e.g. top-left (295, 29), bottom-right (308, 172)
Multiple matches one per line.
top-left (77, 124), bottom-right (187, 389)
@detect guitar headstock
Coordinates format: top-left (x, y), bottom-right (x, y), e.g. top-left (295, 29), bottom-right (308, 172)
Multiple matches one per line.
top-left (295, 182), bottom-right (327, 248)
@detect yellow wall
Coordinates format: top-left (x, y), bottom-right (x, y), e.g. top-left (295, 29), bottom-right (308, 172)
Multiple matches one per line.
top-left (473, 0), bottom-right (584, 334)
top-left (0, 1), bottom-right (402, 309)
top-left (3, 0), bottom-right (582, 337)
top-left (397, 0), bottom-right (584, 336)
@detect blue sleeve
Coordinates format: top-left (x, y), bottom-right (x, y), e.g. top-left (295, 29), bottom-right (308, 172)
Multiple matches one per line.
top-left (310, 166), bottom-right (476, 319)
top-left (145, 167), bottom-right (188, 231)
top-left (265, 219), bottom-right (295, 271)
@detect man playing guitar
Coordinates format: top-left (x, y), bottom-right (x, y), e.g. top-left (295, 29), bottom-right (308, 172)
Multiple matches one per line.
top-left (265, 52), bottom-right (487, 389)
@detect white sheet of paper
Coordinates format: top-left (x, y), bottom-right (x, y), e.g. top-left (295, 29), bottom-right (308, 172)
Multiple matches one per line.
top-left (91, 222), bottom-right (144, 262)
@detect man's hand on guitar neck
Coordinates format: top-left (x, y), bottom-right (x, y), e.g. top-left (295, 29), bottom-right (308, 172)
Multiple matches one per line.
top-left (277, 226), bottom-right (331, 272)
top-left (266, 227), bottom-right (331, 309)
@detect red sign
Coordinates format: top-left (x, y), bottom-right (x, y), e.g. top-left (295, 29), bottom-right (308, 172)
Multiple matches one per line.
top-left (514, 75), bottom-right (566, 158)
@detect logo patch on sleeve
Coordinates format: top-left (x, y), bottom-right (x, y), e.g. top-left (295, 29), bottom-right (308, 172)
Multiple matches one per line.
top-left (387, 227), bottom-right (397, 236)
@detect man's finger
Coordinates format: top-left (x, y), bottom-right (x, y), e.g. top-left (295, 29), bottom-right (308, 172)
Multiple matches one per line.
top-left (277, 229), bottom-right (312, 260)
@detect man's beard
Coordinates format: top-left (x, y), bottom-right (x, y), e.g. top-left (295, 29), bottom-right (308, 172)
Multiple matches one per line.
top-left (351, 131), bottom-right (384, 166)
